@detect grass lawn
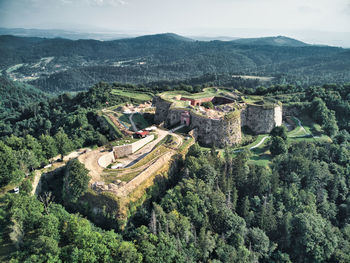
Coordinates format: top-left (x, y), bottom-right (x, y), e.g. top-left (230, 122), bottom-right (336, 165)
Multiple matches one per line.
top-left (111, 137), bottom-right (139, 147)
top-left (289, 134), bottom-right (331, 143)
top-left (111, 89), bottom-right (153, 101)
top-left (241, 95), bottom-right (263, 104)
top-left (6, 63), bottom-right (23, 73)
top-left (288, 115), bottom-right (331, 143)
top-left (103, 170), bottom-right (140, 183)
top-left (118, 114), bottom-right (132, 129)
top-left (132, 113), bottom-right (149, 130)
top-left (160, 87), bottom-right (234, 101)
top-left (230, 134), bottom-right (272, 167)
top-left (248, 145), bottom-right (273, 166)
top-left (240, 134), bottom-right (269, 150)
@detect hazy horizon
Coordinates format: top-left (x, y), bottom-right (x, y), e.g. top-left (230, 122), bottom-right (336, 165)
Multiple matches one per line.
top-left (0, 0), bottom-right (350, 47)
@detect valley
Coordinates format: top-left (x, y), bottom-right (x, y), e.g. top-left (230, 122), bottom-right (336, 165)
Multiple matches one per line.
top-left (1, 34), bottom-right (350, 93)
top-left (0, 33), bottom-right (350, 262)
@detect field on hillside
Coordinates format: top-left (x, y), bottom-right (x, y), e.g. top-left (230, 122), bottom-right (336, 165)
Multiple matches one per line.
top-left (111, 89), bottom-right (153, 101)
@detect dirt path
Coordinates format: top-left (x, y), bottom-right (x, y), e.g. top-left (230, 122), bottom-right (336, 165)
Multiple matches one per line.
top-left (31, 170), bottom-right (42, 195)
top-left (31, 148), bottom-right (90, 195)
top-left (78, 148), bottom-right (106, 183)
top-left (83, 128), bottom-right (172, 185)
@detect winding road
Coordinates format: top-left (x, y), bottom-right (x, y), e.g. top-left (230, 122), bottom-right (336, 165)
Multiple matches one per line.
top-left (129, 113), bottom-right (138, 132)
top-left (250, 136), bottom-right (270, 149)
top-left (233, 136), bottom-right (270, 153)
top-left (293, 117), bottom-right (309, 136)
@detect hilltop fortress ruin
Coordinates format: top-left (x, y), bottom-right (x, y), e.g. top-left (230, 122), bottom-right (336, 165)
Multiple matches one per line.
top-left (153, 88), bottom-right (282, 147)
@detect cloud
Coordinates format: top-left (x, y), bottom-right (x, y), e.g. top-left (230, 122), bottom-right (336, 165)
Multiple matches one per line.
top-left (297, 5), bottom-right (319, 14)
top-left (17, 0), bottom-right (127, 7)
top-left (86, 0), bottom-right (127, 7)
top-left (345, 3), bottom-right (350, 14)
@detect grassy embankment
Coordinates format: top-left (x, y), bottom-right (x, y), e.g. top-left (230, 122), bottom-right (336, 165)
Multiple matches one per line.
top-left (110, 89), bottom-right (153, 101)
top-left (229, 115), bottom-right (331, 167)
top-left (102, 135), bottom-right (175, 184)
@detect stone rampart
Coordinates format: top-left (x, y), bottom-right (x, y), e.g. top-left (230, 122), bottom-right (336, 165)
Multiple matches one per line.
top-left (113, 144), bottom-right (133, 159)
top-left (189, 111), bottom-right (241, 147)
top-left (113, 135), bottom-right (154, 159)
top-left (241, 104), bottom-right (282, 134)
top-left (153, 95), bottom-right (283, 147)
top-left (166, 108), bottom-right (184, 127)
top-left (98, 152), bottom-right (115, 168)
top-left (153, 97), bottom-right (172, 124)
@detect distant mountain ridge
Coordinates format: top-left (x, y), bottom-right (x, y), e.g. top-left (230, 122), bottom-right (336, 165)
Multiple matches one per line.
top-left (0, 27), bottom-right (134, 40)
top-left (0, 28), bottom-right (311, 46)
top-left (231, 36), bottom-right (309, 47)
top-left (0, 33), bottom-right (349, 92)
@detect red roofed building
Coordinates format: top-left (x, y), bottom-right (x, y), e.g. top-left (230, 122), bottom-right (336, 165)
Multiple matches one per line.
top-left (135, 130), bottom-right (150, 138)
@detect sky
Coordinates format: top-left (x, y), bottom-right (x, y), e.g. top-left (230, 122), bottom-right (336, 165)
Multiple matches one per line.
top-left (0, 0), bottom-right (350, 46)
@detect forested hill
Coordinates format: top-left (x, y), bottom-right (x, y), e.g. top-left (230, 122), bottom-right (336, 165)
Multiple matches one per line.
top-left (0, 33), bottom-right (349, 92)
top-left (0, 76), bottom-right (49, 122)
top-left (231, 36), bottom-right (309, 47)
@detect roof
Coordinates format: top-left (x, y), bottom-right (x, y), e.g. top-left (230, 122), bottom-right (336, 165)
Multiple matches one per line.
top-left (136, 130), bottom-right (149, 136)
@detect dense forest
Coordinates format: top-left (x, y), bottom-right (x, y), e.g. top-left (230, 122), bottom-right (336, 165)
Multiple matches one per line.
top-left (1, 72), bottom-right (350, 262)
top-left (1, 34), bottom-right (349, 92)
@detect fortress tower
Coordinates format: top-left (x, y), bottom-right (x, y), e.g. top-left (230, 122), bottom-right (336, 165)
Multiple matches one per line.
top-left (154, 88), bottom-right (282, 147)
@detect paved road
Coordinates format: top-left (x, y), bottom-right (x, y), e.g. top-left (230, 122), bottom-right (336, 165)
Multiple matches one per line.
top-left (233, 136), bottom-right (270, 153)
top-left (250, 136), bottom-right (270, 149)
top-left (171, 124), bottom-right (185, 132)
top-left (294, 117), bottom-right (308, 135)
top-left (129, 113), bottom-right (138, 132)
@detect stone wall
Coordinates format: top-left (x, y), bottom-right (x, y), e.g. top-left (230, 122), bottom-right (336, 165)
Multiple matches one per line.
top-left (189, 111), bottom-right (241, 147)
top-left (98, 152), bottom-right (115, 168)
top-left (113, 144), bottom-right (133, 159)
top-left (241, 104), bottom-right (282, 134)
top-left (162, 107), bottom-right (242, 148)
top-left (153, 97), bottom-right (172, 124)
top-left (153, 95), bottom-right (283, 147)
top-left (113, 135), bottom-right (154, 159)
top-left (180, 96), bottom-right (214, 106)
top-left (166, 108), bottom-right (184, 127)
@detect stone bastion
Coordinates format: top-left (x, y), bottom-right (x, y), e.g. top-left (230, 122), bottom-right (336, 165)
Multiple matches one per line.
top-left (98, 135), bottom-right (155, 168)
top-left (153, 93), bottom-right (282, 148)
